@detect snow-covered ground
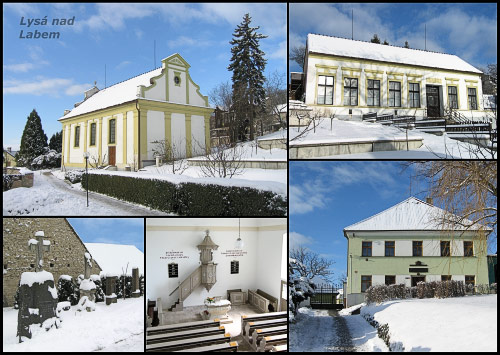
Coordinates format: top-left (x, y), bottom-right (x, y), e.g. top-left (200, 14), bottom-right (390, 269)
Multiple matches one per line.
top-left (3, 171), bottom-right (169, 216)
top-left (289, 119), bottom-right (495, 159)
top-left (361, 295), bottom-right (497, 352)
top-left (3, 297), bottom-right (144, 352)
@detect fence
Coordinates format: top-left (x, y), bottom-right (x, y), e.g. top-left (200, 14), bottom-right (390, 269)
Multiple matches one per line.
top-left (310, 283), bottom-right (344, 309)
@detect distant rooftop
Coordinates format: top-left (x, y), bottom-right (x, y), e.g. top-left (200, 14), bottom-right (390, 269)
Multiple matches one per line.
top-left (307, 33), bottom-right (482, 74)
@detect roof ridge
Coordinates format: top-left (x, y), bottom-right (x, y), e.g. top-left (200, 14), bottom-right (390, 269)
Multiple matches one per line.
top-left (307, 33), bottom-right (457, 57)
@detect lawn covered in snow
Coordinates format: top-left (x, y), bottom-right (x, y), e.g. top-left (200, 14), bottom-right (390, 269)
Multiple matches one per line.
top-left (3, 297), bottom-right (144, 352)
top-left (289, 119), bottom-right (494, 159)
top-left (361, 295), bottom-right (497, 352)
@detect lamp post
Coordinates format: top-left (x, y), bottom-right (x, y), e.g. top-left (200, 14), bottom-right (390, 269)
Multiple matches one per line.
top-left (83, 152), bottom-right (90, 207)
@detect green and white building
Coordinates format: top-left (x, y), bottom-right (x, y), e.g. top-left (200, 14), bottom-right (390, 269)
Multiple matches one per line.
top-left (343, 197), bottom-right (491, 307)
top-left (302, 34), bottom-right (486, 121)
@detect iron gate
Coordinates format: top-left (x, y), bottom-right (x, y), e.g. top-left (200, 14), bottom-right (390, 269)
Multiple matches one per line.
top-left (310, 283), bottom-right (344, 309)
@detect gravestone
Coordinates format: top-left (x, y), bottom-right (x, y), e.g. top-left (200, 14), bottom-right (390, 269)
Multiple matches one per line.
top-left (131, 268), bottom-right (140, 298)
top-left (17, 231), bottom-right (59, 343)
top-left (78, 253), bottom-right (96, 311)
top-left (105, 276), bottom-right (118, 305)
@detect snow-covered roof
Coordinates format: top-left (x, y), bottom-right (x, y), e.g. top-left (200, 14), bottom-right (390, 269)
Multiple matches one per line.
top-left (84, 243), bottom-right (144, 277)
top-left (307, 34), bottom-right (482, 74)
top-left (59, 67), bottom-right (162, 121)
top-left (344, 197), bottom-right (488, 232)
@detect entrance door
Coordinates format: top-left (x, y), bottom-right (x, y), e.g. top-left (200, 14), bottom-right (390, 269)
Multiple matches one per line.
top-left (426, 85), bottom-right (440, 117)
top-left (108, 146), bottom-right (116, 166)
top-left (411, 276), bottom-right (426, 287)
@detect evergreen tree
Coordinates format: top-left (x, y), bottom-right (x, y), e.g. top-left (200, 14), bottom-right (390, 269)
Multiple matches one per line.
top-left (16, 109), bottom-right (48, 167)
top-left (383, 39), bottom-right (389, 45)
top-left (404, 41), bottom-right (410, 48)
top-left (370, 34), bottom-right (381, 44)
top-left (228, 13), bottom-right (268, 141)
top-left (49, 130), bottom-right (63, 153)
top-left (57, 276), bottom-right (79, 305)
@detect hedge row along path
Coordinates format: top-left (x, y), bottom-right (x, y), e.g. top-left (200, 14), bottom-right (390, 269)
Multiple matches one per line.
top-left (3, 171), bottom-right (169, 216)
top-left (45, 172), bottom-right (169, 216)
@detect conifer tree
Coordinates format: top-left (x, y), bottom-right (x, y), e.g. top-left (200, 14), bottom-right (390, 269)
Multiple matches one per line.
top-left (16, 109), bottom-right (48, 167)
top-left (404, 40), bottom-right (410, 48)
top-left (228, 13), bottom-right (267, 141)
top-left (49, 130), bottom-right (63, 153)
top-left (370, 34), bottom-right (381, 44)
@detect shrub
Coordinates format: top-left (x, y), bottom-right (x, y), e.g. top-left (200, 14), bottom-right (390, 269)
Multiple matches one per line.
top-left (31, 149), bottom-right (61, 170)
top-left (490, 283), bottom-right (497, 294)
top-left (93, 276), bottom-right (105, 302)
top-left (3, 174), bottom-right (13, 191)
top-left (57, 276), bottom-right (79, 305)
top-left (82, 173), bottom-right (287, 216)
top-left (65, 169), bottom-right (85, 184)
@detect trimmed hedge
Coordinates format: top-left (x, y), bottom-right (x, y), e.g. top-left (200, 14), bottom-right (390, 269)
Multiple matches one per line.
top-left (83, 173), bottom-right (287, 216)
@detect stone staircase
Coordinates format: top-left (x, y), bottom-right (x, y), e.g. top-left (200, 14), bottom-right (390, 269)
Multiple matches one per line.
top-left (167, 266), bottom-right (202, 312)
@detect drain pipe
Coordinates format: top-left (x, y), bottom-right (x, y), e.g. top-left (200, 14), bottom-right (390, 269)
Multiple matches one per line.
top-left (136, 100), bottom-right (140, 170)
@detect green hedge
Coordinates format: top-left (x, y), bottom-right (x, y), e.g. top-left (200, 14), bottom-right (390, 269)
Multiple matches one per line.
top-left (83, 173), bottom-right (287, 216)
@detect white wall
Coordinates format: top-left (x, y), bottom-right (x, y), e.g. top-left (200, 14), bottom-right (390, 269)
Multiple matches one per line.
top-left (396, 274), bottom-right (411, 287)
top-left (146, 110), bottom-right (165, 160)
top-left (171, 113), bottom-right (186, 158)
top-left (188, 78), bottom-right (207, 106)
top-left (190, 115), bottom-right (205, 156)
top-left (395, 240), bottom-right (412, 256)
top-left (423, 240), bottom-right (440, 256)
top-left (146, 219), bottom-right (286, 311)
top-left (451, 240), bottom-right (464, 256)
top-left (372, 275), bottom-right (385, 286)
top-left (145, 75), bottom-right (166, 101)
top-left (127, 111), bottom-right (134, 165)
top-left (168, 68), bottom-right (187, 104)
top-left (116, 113), bottom-right (123, 164)
top-left (69, 122), bottom-right (83, 163)
top-left (372, 240), bottom-right (384, 256)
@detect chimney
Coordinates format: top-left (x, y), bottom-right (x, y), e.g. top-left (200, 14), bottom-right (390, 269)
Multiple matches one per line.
top-left (84, 82), bottom-right (99, 101)
top-left (64, 109), bottom-right (71, 115)
top-left (426, 197), bottom-right (433, 205)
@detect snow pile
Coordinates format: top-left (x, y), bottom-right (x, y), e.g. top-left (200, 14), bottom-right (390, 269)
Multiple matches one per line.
top-left (35, 231), bottom-right (44, 237)
top-left (20, 271), bottom-right (54, 287)
top-left (77, 296), bottom-right (96, 312)
top-left (58, 275), bottom-right (72, 281)
top-left (56, 302), bottom-right (71, 312)
top-left (90, 274), bottom-right (101, 282)
top-left (28, 239), bottom-right (38, 246)
top-left (339, 302), bottom-right (365, 316)
top-left (360, 295), bottom-right (497, 352)
top-left (43, 240), bottom-right (50, 246)
top-left (48, 285), bottom-right (58, 299)
top-left (84, 243), bottom-right (144, 277)
top-left (28, 308), bottom-right (39, 315)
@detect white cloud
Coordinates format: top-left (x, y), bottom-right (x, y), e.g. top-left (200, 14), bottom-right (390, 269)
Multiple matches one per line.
top-left (3, 3), bottom-right (39, 16)
top-left (289, 231), bottom-right (315, 249)
top-left (3, 63), bottom-right (35, 73)
top-left (115, 60), bottom-right (132, 70)
top-left (3, 77), bottom-right (92, 97)
top-left (290, 184), bottom-right (328, 215)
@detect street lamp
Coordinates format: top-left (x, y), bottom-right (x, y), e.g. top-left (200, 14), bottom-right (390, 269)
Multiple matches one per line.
top-left (83, 152), bottom-right (90, 207)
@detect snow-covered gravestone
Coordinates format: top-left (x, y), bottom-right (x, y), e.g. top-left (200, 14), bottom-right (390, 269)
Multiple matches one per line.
top-left (78, 253), bottom-right (96, 312)
top-left (131, 268), bottom-right (140, 298)
top-left (17, 231), bottom-right (59, 343)
top-left (105, 275), bottom-right (118, 306)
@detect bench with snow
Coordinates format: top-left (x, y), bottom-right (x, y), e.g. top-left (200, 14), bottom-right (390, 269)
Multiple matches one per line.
top-left (258, 334), bottom-right (287, 352)
top-left (244, 317), bottom-right (288, 342)
top-left (362, 112), bottom-right (377, 122)
top-left (241, 311), bottom-right (287, 338)
top-left (174, 341), bottom-right (238, 352)
top-left (375, 114), bottom-right (393, 123)
top-left (146, 333), bottom-right (232, 352)
top-left (146, 319), bottom-right (221, 336)
top-left (251, 325), bottom-right (288, 347)
top-left (270, 344), bottom-right (287, 352)
top-left (146, 326), bottom-right (226, 345)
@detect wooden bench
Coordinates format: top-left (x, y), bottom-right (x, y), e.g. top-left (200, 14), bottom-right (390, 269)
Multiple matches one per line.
top-left (174, 341), bottom-right (238, 352)
top-left (248, 289), bottom-right (278, 313)
top-left (146, 326), bottom-right (226, 344)
top-left (147, 319), bottom-right (221, 335)
top-left (146, 333), bottom-right (231, 352)
top-left (241, 311), bottom-right (287, 337)
top-left (251, 325), bottom-right (287, 346)
top-left (270, 344), bottom-right (287, 352)
top-left (258, 334), bottom-right (287, 352)
top-left (244, 318), bottom-right (288, 340)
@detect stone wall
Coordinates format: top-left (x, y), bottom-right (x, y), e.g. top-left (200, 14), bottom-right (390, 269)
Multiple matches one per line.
top-left (3, 218), bottom-right (102, 307)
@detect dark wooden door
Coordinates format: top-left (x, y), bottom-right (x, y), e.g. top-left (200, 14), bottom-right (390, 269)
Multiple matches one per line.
top-left (426, 85), bottom-right (440, 117)
top-left (108, 146), bottom-right (116, 166)
top-left (411, 276), bottom-right (426, 287)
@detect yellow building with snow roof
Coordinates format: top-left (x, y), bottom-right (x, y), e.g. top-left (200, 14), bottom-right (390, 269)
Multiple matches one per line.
top-left (302, 34), bottom-right (487, 121)
top-left (59, 53), bottom-right (213, 170)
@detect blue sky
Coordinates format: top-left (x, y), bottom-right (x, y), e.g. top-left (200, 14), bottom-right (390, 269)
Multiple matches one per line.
top-left (3, 3), bottom-right (287, 150)
top-left (289, 161), bottom-right (497, 284)
top-left (289, 3), bottom-right (497, 73)
top-left (67, 218), bottom-right (144, 252)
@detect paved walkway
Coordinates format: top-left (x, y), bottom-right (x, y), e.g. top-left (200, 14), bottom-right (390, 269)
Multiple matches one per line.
top-left (289, 309), bottom-right (355, 352)
top-left (43, 172), bottom-right (169, 216)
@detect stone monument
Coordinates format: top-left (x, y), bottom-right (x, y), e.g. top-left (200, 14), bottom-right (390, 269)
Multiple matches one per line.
top-left (78, 253), bottom-right (96, 312)
top-left (17, 231), bottom-right (59, 343)
top-left (105, 275), bottom-right (118, 305)
top-left (131, 268), bottom-right (140, 298)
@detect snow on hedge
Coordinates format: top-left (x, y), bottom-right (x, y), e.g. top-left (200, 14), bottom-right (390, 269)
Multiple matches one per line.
top-left (79, 279), bottom-right (96, 291)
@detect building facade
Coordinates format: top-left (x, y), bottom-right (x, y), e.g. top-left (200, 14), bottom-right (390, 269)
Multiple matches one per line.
top-left (303, 34), bottom-right (486, 120)
top-left (59, 53), bottom-right (213, 170)
top-left (343, 197), bottom-right (490, 307)
top-left (3, 218), bottom-right (102, 307)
